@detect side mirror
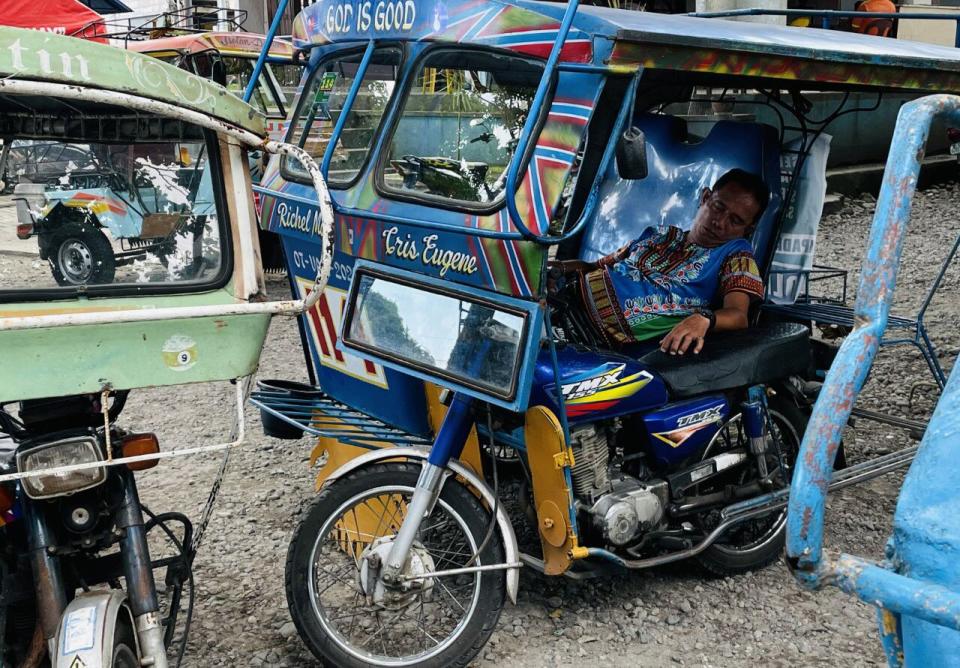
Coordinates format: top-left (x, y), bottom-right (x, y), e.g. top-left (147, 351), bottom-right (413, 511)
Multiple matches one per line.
top-left (616, 126), bottom-right (648, 180)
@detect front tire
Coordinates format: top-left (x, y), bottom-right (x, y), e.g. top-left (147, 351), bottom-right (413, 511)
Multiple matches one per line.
top-left (286, 462), bottom-right (506, 668)
top-left (696, 396), bottom-right (807, 576)
top-left (111, 621), bottom-right (139, 668)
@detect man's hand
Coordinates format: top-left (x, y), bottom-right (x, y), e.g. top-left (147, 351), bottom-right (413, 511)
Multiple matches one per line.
top-left (659, 313), bottom-right (710, 355)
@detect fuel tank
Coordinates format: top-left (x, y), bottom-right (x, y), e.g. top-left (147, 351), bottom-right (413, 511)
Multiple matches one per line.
top-left (530, 345), bottom-right (669, 424)
top-left (641, 395), bottom-right (730, 467)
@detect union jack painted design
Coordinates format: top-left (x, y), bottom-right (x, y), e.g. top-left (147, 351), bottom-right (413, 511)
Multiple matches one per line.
top-left (426, 2), bottom-right (593, 62)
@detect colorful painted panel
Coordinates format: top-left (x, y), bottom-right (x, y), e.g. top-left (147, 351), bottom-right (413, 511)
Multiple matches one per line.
top-left (609, 42), bottom-right (960, 93)
top-left (259, 72), bottom-right (600, 297)
top-left (292, 0), bottom-right (592, 63)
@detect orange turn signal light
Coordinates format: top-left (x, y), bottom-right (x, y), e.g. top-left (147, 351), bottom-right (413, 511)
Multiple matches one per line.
top-left (0, 486), bottom-right (14, 514)
top-left (121, 433), bottom-right (160, 471)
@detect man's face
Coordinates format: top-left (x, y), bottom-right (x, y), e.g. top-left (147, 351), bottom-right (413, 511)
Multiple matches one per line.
top-left (688, 182), bottom-right (762, 248)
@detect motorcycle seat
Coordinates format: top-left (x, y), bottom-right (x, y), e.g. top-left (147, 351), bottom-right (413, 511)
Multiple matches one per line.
top-left (638, 322), bottom-right (810, 398)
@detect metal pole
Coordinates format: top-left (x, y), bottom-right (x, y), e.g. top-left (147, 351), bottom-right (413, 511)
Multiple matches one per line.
top-left (244, 0), bottom-right (291, 103)
top-left (321, 40), bottom-right (376, 179)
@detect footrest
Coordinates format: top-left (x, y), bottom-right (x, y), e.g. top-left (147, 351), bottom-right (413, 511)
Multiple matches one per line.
top-left (249, 380), bottom-right (432, 449)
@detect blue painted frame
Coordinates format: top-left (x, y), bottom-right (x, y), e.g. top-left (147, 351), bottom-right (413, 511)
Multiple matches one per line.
top-left (786, 94), bottom-right (960, 664)
top-left (338, 260), bottom-right (544, 412)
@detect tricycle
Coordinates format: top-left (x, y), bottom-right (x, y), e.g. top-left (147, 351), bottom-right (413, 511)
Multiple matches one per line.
top-left (246, 0), bottom-right (960, 665)
top-left (0, 27), bottom-right (334, 668)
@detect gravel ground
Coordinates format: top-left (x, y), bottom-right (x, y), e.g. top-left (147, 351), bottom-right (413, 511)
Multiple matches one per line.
top-left (3, 183), bottom-right (958, 667)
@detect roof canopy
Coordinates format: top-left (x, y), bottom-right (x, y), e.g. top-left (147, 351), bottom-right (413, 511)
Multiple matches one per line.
top-left (0, 0), bottom-right (107, 40)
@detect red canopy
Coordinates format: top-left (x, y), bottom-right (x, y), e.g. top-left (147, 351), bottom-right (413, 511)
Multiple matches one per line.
top-left (0, 0), bottom-right (106, 42)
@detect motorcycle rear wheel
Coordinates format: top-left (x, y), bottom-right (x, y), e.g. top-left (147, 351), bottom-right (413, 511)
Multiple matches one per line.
top-left (285, 462), bottom-right (506, 668)
top-left (696, 397), bottom-right (806, 576)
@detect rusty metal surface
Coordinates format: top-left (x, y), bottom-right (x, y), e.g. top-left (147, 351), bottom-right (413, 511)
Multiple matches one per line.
top-left (784, 94), bottom-right (960, 661)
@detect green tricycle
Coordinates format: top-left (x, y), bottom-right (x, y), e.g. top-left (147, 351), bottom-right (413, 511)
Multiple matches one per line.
top-left (0, 28), bottom-right (333, 668)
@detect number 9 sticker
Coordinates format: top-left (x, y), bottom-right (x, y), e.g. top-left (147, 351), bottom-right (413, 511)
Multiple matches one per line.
top-left (162, 335), bottom-right (198, 372)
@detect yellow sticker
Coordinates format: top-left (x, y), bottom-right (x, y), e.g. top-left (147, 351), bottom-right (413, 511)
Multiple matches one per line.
top-left (162, 335), bottom-right (198, 371)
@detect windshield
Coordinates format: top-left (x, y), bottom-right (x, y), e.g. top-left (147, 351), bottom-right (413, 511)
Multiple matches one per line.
top-left (188, 52), bottom-right (295, 118)
top-left (0, 134), bottom-right (227, 294)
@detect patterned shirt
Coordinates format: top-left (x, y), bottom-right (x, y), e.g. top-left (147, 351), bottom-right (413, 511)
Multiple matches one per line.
top-left (582, 226), bottom-right (764, 345)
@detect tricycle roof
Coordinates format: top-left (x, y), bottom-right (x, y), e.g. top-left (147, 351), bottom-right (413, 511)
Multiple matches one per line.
top-left (292, 0), bottom-right (960, 91)
top-left (0, 27), bottom-right (265, 135)
top-left (128, 31), bottom-right (295, 60)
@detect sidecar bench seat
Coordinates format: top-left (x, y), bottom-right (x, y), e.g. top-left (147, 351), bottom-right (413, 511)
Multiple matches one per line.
top-left (638, 322), bottom-right (809, 398)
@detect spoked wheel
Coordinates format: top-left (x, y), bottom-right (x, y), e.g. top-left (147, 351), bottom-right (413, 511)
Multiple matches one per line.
top-left (695, 396), bottom-right (806, 576)
top-left (286, 462), bottom-right (506, 668)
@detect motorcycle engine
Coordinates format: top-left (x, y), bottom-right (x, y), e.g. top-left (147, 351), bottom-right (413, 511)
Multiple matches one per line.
top-left (569, 423), bottom-right (668, 547)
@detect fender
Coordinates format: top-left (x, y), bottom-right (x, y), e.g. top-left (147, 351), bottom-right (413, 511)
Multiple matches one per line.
top-left (323, 446), bottom-right (521, 604)
top-left (52, 590), bottom-right (138, 668)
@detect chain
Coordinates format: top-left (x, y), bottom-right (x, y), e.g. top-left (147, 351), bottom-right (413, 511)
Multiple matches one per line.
top-left (189, 376), bottom-right (253, 561)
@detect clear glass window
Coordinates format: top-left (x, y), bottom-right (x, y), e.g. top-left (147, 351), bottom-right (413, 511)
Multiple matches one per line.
top-left (0, 136), bottom-right (226, 292)
top-left (188, 53), bottom-right (289, 117)
top-left (285, 48), bottom-right (401, 185)
top-left (380, 50), bottom-right (541, 206)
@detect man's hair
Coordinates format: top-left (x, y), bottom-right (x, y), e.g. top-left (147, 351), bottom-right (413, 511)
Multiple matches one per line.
top-left (713, 169), bottom-right (770, 223)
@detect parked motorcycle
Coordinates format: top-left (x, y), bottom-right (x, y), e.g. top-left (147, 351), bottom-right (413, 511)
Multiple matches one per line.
top-left (0, 393), bottom-right (191, 668)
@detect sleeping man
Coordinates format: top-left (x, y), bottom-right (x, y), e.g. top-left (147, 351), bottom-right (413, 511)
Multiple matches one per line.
top-left (553, 168), bottom-right (769, 356)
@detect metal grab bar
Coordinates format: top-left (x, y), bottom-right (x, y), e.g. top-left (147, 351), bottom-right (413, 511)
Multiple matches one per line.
top-left (502, 0), bottom-right (582, 243)
top-left (785, 94), bottom-right (960, 635)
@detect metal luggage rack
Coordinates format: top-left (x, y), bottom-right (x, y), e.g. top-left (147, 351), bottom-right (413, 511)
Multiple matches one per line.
top-left (74, 8), bottom-right (250, 43)
top-left (249, 388), bottom-right (433, 450)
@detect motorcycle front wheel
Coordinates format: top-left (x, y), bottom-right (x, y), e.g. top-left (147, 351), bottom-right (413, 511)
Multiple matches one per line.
top-left (285, 462), bottom-right (506, 668)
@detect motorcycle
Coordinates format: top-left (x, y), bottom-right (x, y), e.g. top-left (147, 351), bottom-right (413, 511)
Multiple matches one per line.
top-left (277, 265), bottom-right (814, 666)
top-left (0, 394), bottom-right (191, 668)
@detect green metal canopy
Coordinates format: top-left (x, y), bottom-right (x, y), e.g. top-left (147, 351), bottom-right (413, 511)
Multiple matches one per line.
top-left (0, 27), bottom-right (265, 136)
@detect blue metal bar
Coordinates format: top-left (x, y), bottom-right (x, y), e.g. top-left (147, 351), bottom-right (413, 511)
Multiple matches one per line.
top-left (244, 0), bottom-right (289, 103)
top-left (502, 0), bottom-right (582, 243)
top-left (427, 393), bottom-right (474, 467)
top-left (785, 94), bottom-right (960, 659)
top-left (544, 306), bottom-right (579, 537)
top-left (321, 40), bottom-right (375, 179)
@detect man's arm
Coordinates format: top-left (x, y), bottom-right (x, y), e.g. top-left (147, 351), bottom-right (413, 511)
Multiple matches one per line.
top-left (658, 291), bottom-right (752, 355)
top-left (547, 241), bottom-right (632, 274)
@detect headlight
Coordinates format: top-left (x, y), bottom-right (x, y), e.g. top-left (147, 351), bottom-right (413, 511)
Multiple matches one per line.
top-left (17, 437), bottom-right (106, 500)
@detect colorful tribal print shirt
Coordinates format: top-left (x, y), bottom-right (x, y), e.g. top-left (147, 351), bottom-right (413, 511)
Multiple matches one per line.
top-left (582, 226), bottom-right (764, 345)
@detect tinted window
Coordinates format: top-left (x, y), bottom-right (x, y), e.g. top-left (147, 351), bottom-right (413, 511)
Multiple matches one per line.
top-left (380, 50), bottom-right (540, 206)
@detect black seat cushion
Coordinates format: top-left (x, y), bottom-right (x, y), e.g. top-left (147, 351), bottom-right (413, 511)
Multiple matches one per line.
top-left (638, 322), bottom-right (810, 398)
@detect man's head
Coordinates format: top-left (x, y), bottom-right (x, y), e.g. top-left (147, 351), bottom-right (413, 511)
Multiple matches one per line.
top-left (688, 169), bottom-right (770, 248)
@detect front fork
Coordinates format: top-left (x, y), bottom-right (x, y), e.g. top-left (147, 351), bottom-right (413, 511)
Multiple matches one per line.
top-left (381, 393), bottom-right (474, 585)
top-left (115, 468), bottom-right (168, 668)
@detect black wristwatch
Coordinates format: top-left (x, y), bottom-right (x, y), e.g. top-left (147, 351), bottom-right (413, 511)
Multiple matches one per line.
top-left (697, 308), bottom-right (716, 332)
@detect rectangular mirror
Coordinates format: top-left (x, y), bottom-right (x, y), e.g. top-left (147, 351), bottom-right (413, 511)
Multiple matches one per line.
top-left (342, 264), bottom-right (540, 408)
